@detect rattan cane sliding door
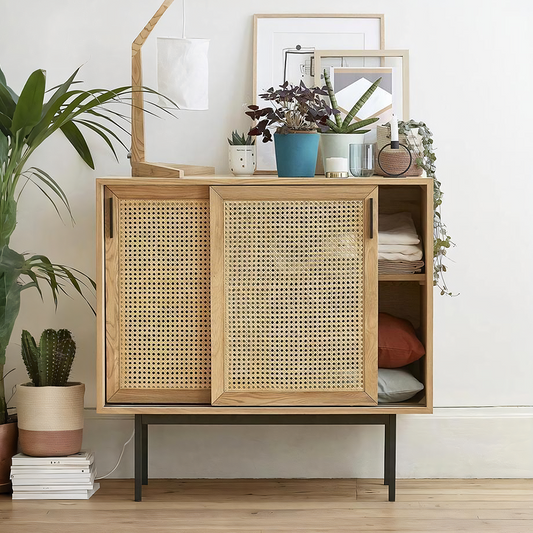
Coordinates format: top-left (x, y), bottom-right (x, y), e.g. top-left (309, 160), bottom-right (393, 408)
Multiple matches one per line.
top-left (104, 185), bottom-right (211, 403)
top-left (211, 185), bottom-right (378, 406)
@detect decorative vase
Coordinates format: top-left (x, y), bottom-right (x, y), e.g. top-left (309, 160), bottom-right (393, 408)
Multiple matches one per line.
top-left (375, 126), bottom-right (423, 176)
top-left (229, 145), bottom-right (256, 176)
top-left (16, 382), bottom-right (85, 457)
top-left (319, 133), bottom-right (365, 174)
top-left (274, 131), bottom-right (319, 177)
top-left (0, 421), bottom-right (17, 493)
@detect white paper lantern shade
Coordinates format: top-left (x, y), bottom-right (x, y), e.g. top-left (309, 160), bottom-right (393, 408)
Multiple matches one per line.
top-left (157, 37), bottom-right (209, 110)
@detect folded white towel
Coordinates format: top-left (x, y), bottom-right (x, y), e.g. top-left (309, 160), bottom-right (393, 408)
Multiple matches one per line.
top-left (378, 243), bottom-right (421, 254)
top-left (378, 242), bottom-right (423, 261)
top-left (378, 212), bottom-right (420, 245)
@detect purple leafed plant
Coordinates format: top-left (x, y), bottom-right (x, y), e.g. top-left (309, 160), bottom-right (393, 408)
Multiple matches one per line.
top-left (246, 81), bottom-right (338, 143)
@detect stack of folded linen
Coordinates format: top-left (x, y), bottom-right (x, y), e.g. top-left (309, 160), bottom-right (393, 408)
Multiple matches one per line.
top-left (378, 212), bottom-right (424, 274)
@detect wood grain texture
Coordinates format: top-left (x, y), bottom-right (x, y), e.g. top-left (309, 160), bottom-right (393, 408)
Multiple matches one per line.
top-left (2, 479), bottom-right (531, 532)
top-left (131, 162), bottom-right (215, 178)
top-left (96, 404), bottom-right (432, 415)
top-left (131, 0), bottom-right (174, 164)
top-left (104, 188), bottom-right (120, 402)
top-left (96, 182), bottom-right (106, 411)
top-left (98, 176), bottom-right (433, 186)
top-left (364, 188), bottom-right (379, 403)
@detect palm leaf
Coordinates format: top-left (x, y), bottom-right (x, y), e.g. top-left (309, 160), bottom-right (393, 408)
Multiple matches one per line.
top-left (11, 69), bottom-right (46, 134)
top-left (60, 121), bottom-right (95, 169)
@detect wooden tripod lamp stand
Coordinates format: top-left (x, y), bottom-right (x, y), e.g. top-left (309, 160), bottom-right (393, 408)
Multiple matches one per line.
top-left (130, 0), bottom-right (214, 178)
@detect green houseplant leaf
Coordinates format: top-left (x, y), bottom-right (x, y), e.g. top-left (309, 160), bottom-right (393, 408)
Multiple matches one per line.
top-left (0, 66), bottom-right (175, 424)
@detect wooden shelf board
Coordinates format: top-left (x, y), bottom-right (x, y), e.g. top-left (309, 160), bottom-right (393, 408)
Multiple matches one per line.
top-left (98, 175), bottom-right (433, 187)
top-left (97, 403), bottom-right (432, 415)
top-left (379, 274), bottom-right (426, 283)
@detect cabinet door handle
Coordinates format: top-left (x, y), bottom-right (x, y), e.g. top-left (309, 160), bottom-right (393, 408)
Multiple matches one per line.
top-left (108, 197), bottom-right (114, 239)
top-left (369, 197), bottom-right (374, 239)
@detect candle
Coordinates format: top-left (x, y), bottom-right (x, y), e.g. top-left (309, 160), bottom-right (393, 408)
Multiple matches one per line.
top-left (325, 157), bottom-right (348, 173)
top-left (390, 114), bottom-right (399, 143)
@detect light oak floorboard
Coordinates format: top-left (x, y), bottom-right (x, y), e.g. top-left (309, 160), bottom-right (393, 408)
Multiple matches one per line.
top-left (0, 479), bottom-right (532, 532)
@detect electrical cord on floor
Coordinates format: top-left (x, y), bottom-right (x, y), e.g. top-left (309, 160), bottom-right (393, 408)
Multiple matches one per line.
top-left (95, 428), bottom-right (135, 480)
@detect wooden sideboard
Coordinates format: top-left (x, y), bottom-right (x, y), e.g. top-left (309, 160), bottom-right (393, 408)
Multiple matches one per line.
top-left (96, 176), bottom-right (433, 415)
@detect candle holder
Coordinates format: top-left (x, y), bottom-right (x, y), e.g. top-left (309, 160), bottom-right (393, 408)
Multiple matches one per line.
top-left (377, 142), bottom-right (413, 177)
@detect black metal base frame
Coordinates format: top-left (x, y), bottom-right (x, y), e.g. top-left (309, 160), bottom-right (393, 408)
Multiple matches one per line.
top-left (134, 414), bottom-right (396, 502)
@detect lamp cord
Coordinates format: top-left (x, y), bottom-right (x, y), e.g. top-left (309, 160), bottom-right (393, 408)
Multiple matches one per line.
top-left (95, 428), bottom-right (135, 480)
top-left (182, 0), bottom-right (186, 39)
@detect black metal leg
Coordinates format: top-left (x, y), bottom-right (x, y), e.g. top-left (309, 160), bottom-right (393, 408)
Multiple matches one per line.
top-left (384, 418), bottom-right (390, 486)
top-left (135, 415), bottom-right (143, 501)
top-left (385, 414), bottom-right (396, 502)
top-left (142, 422), bottom-right (148, 485)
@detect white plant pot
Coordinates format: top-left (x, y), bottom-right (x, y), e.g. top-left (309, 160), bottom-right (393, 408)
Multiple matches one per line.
top-left (16, 382), bottom-right (85, 457)
top-left (319, 133), bottom-right (366, 174)
top-left (229, 145), bottom-right (256, 176)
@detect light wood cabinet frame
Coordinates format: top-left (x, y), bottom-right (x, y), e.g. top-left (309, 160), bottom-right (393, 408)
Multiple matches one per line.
top-left (96, 176), bottom-right (433, 415)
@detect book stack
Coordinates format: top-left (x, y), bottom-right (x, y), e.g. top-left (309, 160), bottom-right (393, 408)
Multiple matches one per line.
top-left (10, 451), bottom-right (99, 500)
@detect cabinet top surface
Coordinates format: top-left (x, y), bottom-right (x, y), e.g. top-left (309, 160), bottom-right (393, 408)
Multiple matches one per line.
top-left (97, 175), bottom-right (432, 187)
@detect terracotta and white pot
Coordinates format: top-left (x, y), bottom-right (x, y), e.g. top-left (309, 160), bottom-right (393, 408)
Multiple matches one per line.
top-left (229, 145), bottom-right (256, 176)
top-left (0, 421), bottom-right (17, 493)
top-left (16, 382), bottom-right (85, 457)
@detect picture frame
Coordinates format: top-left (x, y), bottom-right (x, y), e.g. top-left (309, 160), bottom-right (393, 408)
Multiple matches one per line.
top-left (314, 50), bottom-right (410, 126)
top-left (253, 14), bottom-right (384, 173)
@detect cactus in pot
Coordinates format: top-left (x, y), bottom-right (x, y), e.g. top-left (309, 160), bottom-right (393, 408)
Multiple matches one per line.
top-left (17, 329), bottom-right (85, 456)
top-left (21, 329), bottom-right (76, 387)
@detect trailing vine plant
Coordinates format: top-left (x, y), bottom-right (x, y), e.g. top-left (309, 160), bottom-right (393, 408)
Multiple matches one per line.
top-left (384, 120), bottom-right (456, 296)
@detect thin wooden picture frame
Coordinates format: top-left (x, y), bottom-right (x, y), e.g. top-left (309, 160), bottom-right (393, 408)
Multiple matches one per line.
top-left (314, 49), bottom-right (410, 122)
top-left (253, 14), bottom-right (385, 174)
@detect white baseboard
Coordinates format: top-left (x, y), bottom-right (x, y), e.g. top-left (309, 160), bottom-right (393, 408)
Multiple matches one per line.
top-left (83, 407), bottom-right (533, 479)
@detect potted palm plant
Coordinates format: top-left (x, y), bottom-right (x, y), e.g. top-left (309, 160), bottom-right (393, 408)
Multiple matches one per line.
top-left (319, 69), bottom-right (382, 170)
top-left (246, 81), bottom-right (334, 177)
top-left (0, 65), bottom-right (167, 486)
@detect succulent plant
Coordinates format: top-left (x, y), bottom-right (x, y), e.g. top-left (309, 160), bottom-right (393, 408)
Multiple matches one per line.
top-left (246, 81), bottom-right (335, 142)
top-left (227, 130), bottom-right (254, 146)
top-left (323, 69), bottom-right (381, 134)
top-left (21, 329), bottom-right (76, 387)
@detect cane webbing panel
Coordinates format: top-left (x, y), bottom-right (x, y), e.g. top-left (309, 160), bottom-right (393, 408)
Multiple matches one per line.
top-left (118, 199), bottom-right (210, 389)
top-left (223, 200), bottom-right (365, 391)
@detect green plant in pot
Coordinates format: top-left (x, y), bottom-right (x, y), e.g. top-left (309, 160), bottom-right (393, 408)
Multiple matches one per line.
top-left (319, 69), bottom-right (381, 172)
top-left (0, 66), bottom-right (169, 469)
top-left (227, 130), bottom-right (256, 176)
top-left (246, 81), bottom-right (334, 177)
top-left (17, 329), bottom-right (83, 456)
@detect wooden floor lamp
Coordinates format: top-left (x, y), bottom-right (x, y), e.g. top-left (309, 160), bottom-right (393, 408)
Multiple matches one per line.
top-left (131, 0), bottom-right (214, 178)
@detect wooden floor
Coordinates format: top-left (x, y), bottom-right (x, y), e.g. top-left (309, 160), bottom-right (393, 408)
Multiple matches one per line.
top-left (1, 478), bottom-right (532, 532)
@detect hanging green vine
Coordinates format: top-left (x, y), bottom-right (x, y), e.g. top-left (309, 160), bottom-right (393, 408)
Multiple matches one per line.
top-left (387, 120), bottom-right (456, 296)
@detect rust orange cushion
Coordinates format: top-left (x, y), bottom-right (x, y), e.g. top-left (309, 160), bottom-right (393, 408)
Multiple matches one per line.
top-left (378, 313), bottom-right (425, 368)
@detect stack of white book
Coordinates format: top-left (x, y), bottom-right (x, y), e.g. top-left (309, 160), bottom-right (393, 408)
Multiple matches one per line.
top-left (10, 451), bottom-right (100, 500)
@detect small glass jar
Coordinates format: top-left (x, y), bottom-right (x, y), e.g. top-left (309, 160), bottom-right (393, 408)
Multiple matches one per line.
top-left (349, 143), bottom-right (375, 177)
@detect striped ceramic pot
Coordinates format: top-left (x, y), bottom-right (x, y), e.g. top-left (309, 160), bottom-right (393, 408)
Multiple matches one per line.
top-left (16, 382), bottom-right (85, 457)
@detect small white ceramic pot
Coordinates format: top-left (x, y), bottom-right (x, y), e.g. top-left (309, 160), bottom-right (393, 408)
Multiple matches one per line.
top-left (229, 145), bottom-right (256, 176)
top-left (319, 133), bottom-right (366, 173)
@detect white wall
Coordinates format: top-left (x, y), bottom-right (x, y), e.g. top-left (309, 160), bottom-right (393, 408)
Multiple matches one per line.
top-left (1, 0), bottom-right (532, 478)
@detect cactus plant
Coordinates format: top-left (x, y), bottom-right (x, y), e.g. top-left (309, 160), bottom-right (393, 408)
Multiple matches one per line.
top-left (227, 130), bottom-right (254, 145)
top-left (322, 69), bottom-right (381, 134)
top-left (21, 329), bottom-right (76, 387)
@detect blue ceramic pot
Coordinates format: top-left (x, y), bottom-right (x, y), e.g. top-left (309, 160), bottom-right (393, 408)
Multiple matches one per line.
top-left (274, 132), bottom-right (319, 177)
